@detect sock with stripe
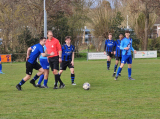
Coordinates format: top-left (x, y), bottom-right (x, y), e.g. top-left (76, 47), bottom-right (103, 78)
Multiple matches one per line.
top-left (71, 74), bottom-right (75, 83)
top-left (19, 79), bottom-right (26, 86)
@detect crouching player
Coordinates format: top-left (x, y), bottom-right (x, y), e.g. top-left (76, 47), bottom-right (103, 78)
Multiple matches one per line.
top-left (16, 37), bottom-right (54, 90)
top-left (36, 45), bottom-right (50, 88)
top-left (58, 36), bottom-right (76, 85)
top-left (115, 31), bottom-right (136, 80)
top-left (112, 33), bottom-right (123, 77)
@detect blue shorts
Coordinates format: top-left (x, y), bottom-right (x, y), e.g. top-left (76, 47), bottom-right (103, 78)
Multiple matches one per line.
top-left (40, 58), bottom-right (49, 69)
top-left (121, 55), bottom-right (132, 64)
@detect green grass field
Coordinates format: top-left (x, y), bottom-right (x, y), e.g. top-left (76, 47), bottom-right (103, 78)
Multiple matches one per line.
top-left (0, 59), bottom-right (160, 119)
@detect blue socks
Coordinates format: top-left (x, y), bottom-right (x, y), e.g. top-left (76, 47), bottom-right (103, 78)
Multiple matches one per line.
top-left (43, 79), bottom-right (48, 86)
top-left (71, 74), bottom-right (75, 83)
top-left (19, 79), bottom-right (25, 86)
top-left (114, 65), bottom-right (117, 72)
top-left (116, 67), bottom-right (122, 77)
top-left (0, 64), bottom-right (2, 72)
top-left (128, 68), bottom-right (131, 77)
top-left (38, 74), bottom-right (44, 85)
top-left (33, 74), bottom-right (39, 81)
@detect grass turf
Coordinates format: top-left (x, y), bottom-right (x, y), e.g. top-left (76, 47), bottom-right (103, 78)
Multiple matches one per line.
top-left (0, 59), bottom-right (160, 119)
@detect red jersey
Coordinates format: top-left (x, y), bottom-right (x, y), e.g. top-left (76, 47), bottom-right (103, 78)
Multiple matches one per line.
top-left (45, 37), bottom-right (62, 58)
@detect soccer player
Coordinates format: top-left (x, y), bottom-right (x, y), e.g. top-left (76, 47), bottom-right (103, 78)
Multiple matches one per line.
top-left (104, 33), bottom-right (115, 70)
top-left (16, 37), bottom-right (54, 91)
top-left (45, 31), bottom-right (65, 89)
top-left (36, 45), bottom-right (50, 88)
top-left (112, 33), bottom-right (123, 77)
top-left (59, 36), bottom-right (76, 85)
top-left (115, 30), bottom-right (137, 80)
top-left (0, 55), bottom-right (4, 74)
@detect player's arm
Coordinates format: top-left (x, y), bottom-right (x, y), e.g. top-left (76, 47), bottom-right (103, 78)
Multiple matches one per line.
top-left (71, 52), bottom-right (74, 66)
top-left (71, 46), bottom-right (75, 66)
top-left (114, 41), bottom-right (117, 55)
top-left (26, 47), bottom-right (32, 61)
top-left (41, 46), bottom-right (54, 57)
top-left (57, 41), bottom-right (62, 63)
top-left (131, 39), bottom-right (136, 54)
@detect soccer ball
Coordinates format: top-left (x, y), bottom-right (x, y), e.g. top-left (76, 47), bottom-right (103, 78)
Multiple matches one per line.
top-left (83, 82), bottom-right (90, 90)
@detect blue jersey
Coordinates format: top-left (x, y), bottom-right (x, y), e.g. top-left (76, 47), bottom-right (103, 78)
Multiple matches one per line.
top-left (62, 44), bottom-right (75, 61)
top-left (0, 55), bottom-right (1, 61)
top-left (27, 43), bottom-right (44, 64)
top-left (39, 45), bottom-right (47, 59)
top-left (114, 39), bottom-right (122, 57)
top-left (104, 39), bottom-right (115, 52)
top-left (120, 37), bottom-right (134, 55)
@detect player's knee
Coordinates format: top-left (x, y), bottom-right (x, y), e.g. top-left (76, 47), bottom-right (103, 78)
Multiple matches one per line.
top-left (71, 70), bottom-right (74, 74)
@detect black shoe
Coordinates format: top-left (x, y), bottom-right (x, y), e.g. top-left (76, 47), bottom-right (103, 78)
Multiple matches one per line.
top-left (128, 77), bottom-right (135, 80)
top-left (30, 79), bottom-right (37, 87)
top-left (53, 85), bottom-right (58, 89)
top-left (41, 84), bottom-right (49, 88)
top-left (107, 67), bottom-right (110, 70)
top-left (114, 76), bottom-right (118, 81)
top-left (36, 83), bottom-right (42, 88)
top-left (118, 74), bottom-right (121, 76)
top-left (112, 73), bottom-right (116, 77)
top-left (59, 84), bottom-right (65, 88)
top-left (16, 84), bottom-right (22, 91)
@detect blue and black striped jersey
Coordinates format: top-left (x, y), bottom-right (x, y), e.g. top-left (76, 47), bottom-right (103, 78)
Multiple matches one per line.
top-left (114, 39), bottom-right (122, 57)
top-left (62, 44), bottom-right (75, 61)
top-left (104, 39), bottom-right (115, 52)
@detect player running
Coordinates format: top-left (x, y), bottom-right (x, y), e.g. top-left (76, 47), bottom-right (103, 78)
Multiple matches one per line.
top-left (58, 36), bottom-right (76, 85)
top-left (46, 31), bottom-right (65, 89)
top-left (36, 45), bottom-right (50, 88)
top-left (115, 30), bottom-right (137, 80)
top-left (0, 55), bottom-right (4, 74)
top-left (104, 33), bottom-right (115, 70)
top-left (16, 37), bottom-right (54, 91)
top-left (112, 33), bottom-right (124, 77)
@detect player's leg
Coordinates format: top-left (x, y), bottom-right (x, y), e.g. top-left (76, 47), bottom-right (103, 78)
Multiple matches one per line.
top-left (36, 58), bottom-right (44, 87)
top-left (112, 57), bottom-right (119, 77)
top-left (0, 61), bottom-right (4, 74)
top-left (114, 56), bottom-right (126, 80)
top-left (127, 55), bottom-right (135, 80)
top-left (40, 59), bottom-right (50, 88)
top-left (70, 68), bottom-right (76, 85)
top-left (30, 62), bottom-right (44, 87)
top-left (16, 62), bottom-right (33, 90)
top-left (118, 57), bottom-right (122, 76)
top-left (53, 57), bottom-right (65, 89)
top-left (107, 52), bottom-right (111, 70)
top-left (42, 69), bottom-right (49, 88)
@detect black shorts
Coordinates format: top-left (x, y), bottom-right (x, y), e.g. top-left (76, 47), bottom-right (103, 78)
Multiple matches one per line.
top-left (48, 56), bottom-right (59, 71)
top-left (107, 52), bottom-right (113, 57)
top-left (60, 61), bottom-right (74, 70)
top-left (115, 56), bottom-right (122, 61)
top-left (26, 61), bottom-right (42, 75)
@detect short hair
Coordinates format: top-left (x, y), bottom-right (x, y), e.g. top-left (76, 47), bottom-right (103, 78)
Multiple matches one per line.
top-left (40, 37), bottom-right (46, 41)
top-left (47, 30), bottom-right (53, 35)
top-left (65, 36), bottom-right (71, 40)
top-left (119, 33), bottom-right (123, 36)
top-left (108, 33), bottom-right (112, 35)
top-left (125, 30), bottom-right (130, 33)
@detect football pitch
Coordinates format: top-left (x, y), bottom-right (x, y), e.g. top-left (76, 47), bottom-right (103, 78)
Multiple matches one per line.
top-left (0, 58), bottom-right (160, 119)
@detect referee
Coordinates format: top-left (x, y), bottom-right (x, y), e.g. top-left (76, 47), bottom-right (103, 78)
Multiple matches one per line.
top-left (46, 31), bottom-right (65, 89)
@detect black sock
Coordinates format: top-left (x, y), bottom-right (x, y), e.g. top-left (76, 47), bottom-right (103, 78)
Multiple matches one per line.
top-left (54, 75), bottom-right (58, 86)
top-left (55, 74), bottom-right (63, 85)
